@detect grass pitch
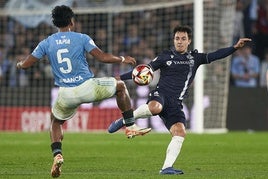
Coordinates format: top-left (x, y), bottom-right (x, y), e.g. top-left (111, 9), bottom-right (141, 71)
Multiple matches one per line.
top-left (0, 131), bottom-right (267, 179)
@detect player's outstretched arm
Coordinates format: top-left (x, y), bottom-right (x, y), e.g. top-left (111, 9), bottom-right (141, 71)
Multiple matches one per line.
top-left (233, 38), bottom-right (252, 49)
top-left (17, 55), bottom-right (38, 69)
top-left (90, 48), bottom-right (136, 66)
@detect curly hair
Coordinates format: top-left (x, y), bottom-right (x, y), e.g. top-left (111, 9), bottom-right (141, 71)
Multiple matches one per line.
top-left (51, 5), bottom-right (74, 28)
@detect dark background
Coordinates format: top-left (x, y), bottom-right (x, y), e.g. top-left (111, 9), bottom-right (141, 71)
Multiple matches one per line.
top-left (227, 87), bottom-right (268, 130)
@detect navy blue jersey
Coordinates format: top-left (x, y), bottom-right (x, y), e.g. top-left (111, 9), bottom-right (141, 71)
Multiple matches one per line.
top-left (121, 46), bottom-right (236, 100)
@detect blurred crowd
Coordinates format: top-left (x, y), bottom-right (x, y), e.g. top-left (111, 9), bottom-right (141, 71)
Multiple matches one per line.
top-left (0, 0), bottom-right (267, 89)
top-left (0, 0), bottom-right (189, 88)
top-left (230, 0), bottom-right (268, 88)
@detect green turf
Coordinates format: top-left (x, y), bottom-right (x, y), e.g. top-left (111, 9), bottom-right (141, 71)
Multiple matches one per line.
top-left (0, 131), bottom-right (267, 178)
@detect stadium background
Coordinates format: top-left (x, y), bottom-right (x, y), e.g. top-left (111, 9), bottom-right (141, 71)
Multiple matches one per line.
top-left (0, 0), bottom-right (267, 133)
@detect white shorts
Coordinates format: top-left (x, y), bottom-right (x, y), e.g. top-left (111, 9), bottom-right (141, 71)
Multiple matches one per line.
top-left (52, 77), bottom-right (117, 120)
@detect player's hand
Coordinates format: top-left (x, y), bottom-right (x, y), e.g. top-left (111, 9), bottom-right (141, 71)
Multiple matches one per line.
top-left (121, 56), bottom-right (136, 66)
top-left (233, 38), bottom-right (252, 49)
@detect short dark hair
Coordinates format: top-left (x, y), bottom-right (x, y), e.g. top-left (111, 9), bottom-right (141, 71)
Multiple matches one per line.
top-left (52, 5), bottom-right (74, 28)
top-left (173, 25), bottom-right (192, 40)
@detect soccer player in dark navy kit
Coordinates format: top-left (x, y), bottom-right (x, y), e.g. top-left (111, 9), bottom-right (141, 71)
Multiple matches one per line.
top-left (108, 25), bottom-right (251, 175)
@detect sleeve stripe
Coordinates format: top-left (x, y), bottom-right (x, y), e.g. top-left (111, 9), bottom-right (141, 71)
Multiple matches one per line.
top-left (206, 54), bottom-right (210, 64)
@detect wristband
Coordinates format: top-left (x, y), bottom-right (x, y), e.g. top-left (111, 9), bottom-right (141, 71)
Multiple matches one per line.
top-left (17, 62), bottom-right (22, 68)
top-left (120, 56), bottom-right (125, 63)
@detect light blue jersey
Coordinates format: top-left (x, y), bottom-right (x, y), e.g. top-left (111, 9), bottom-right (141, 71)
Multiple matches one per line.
top-left (32, 31), bottom-right (97, 87)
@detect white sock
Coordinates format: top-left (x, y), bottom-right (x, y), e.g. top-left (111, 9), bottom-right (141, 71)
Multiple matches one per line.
top-left (162, 136), bottom-right (184, 170)
top-left (134, 104), bottom-right (152, 119)
top-left (123, 104), bottom-right (152, 124)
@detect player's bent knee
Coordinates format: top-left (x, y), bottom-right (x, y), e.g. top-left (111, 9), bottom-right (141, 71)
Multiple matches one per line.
top-left (148, 101), bottom-right (162, 115)
top-left (170, 122), bottom-right (186, 137)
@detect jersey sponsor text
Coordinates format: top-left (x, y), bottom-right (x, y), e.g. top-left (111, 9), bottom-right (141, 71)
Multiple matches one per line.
top-left (62, 75), bottom-right (83, 83)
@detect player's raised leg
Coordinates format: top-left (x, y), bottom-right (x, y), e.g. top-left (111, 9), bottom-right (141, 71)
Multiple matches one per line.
top-left (115, 82), bottom-right (152, 137)
top-left (108, 103), bottom-right (153, 133)
top-left (108, 117), bottom-right (153, 138)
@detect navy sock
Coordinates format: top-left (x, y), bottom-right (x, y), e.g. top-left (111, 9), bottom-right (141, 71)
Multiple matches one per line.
top-left (122, 109), bottom-right (135, 127)
top-left (51, 142), bottom-right (62, 157)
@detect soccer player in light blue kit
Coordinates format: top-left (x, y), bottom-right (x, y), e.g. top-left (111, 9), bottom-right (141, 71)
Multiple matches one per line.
top-left (16, 5), bottom-right (151, 178)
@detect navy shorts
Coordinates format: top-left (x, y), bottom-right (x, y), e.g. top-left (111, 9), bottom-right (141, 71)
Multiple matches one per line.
top-left (147, 89), bottom-right (186, 130)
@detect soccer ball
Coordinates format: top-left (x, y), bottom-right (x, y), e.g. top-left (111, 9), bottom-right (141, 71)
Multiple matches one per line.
top-left (132, 64), bottom-right (154, 86)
